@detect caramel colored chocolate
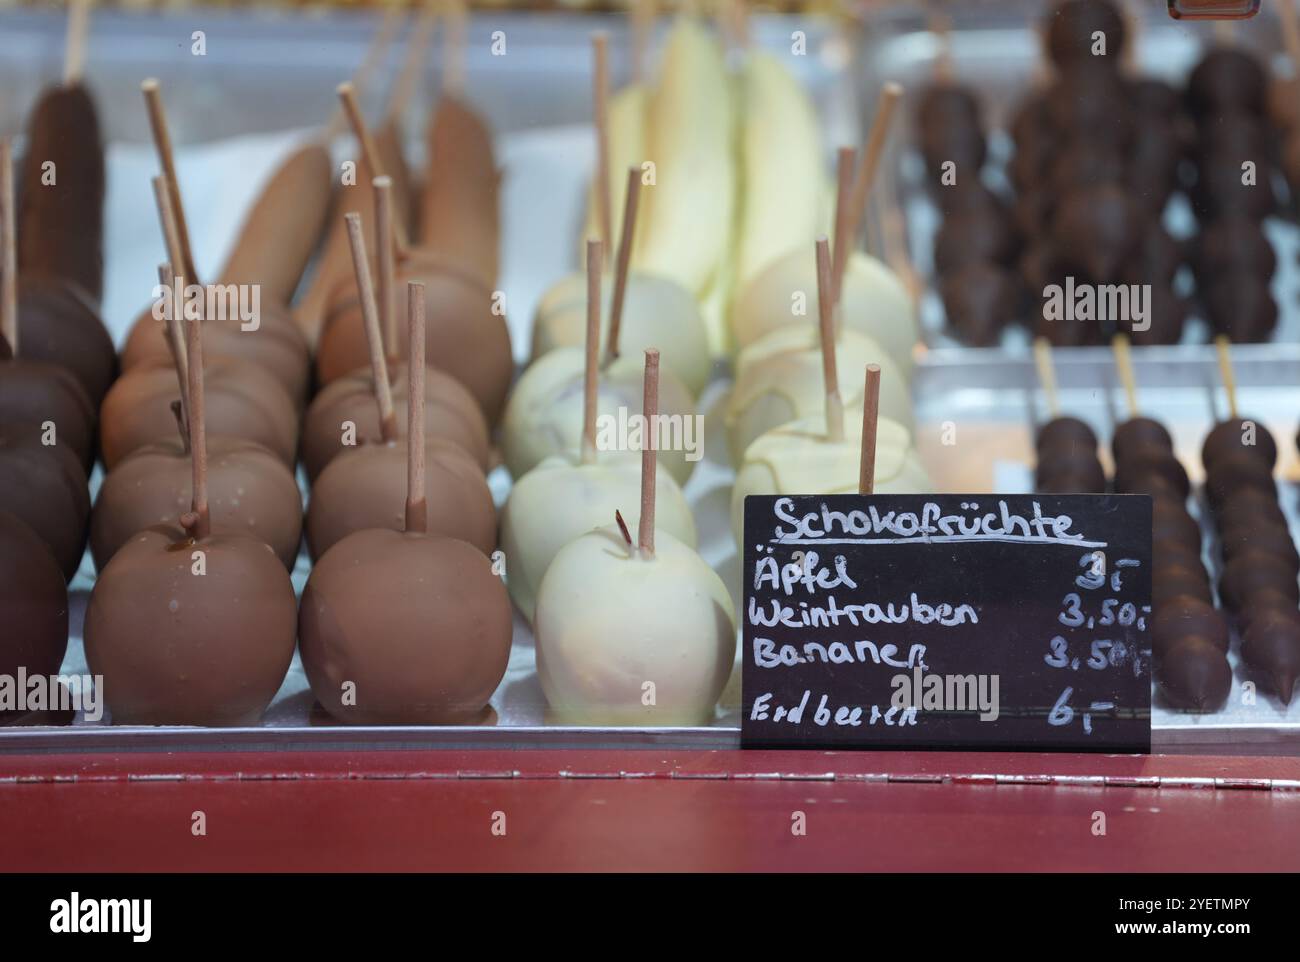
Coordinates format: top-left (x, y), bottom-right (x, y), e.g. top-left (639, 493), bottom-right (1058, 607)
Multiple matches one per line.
top-left (316, 258), bottom-right (513, 424)
top-left (306, 438), bottom-right (496, 559)
top-left (0, 429), bottom-right (88, 582)
top-left (301, 363), bottom-right (489, 482)
top-left (99, 357), bottom-right (299, 469)
top-left (84, 525), bottom-right (296, 725)
top-left (91, 437), bottom-right (302, 571)
top-left (17, 276), bottom-right (116, 405)
top-left (0, 510), bottom-right (69, 720)
top-left (299, 528), bottom-right (512, 724)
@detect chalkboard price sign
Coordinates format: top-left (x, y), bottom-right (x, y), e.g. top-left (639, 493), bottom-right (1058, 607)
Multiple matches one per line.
top-left (740, 494), bottom-right (1152, 753)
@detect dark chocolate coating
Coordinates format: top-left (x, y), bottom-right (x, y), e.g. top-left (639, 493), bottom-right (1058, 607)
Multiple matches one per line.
top-left (1237, 593), bottom-right (1300, 636)
top-left (1154, 564), bottom-right (1213, 606)
top-left (1112, 416), bottom-right (1173, 464)
top-left (83, 525), bottom-right (297, 726)
top-left (1205, 452), bottom-right (1276, 509)
top-left (17, 277), bottom-right (116, 406)
top-left (1191, 158), bottom-right (1277, 222)
top-left (1152, 500), bottom-right (1203, 553)
top-left (1036, 416), bottom-right (1098, 454)
top-left (1048, 142), bottom-right (1125, 195)
top-left (1035, 450), bottom-right (1107, 494)
top-left (1037, 471), bottom-right (1107, 495)
top-left (1046, 63), bottom-right (1132, 145)
top-left (1045, 0), bottom-right (1126, 70)
top-left (940, 262), bottom-right (1020, 347)
top-left (299, 528), bottom-right (512, 724)
top-left (306, 437), bottom-right (497, 560)
top-left (1121, 287), bottom-right (1188, 347)
top-left (0, 511), bottom-right (69, 722)
top-left (17, 84), bottom-right (105, 306)
top-left (0, 430), bottom-right (88, 582)
top-left (1216, 488), bottom-right (1286, 530)
top-left (917, 83), bottom-right (983, 132)
top-left (1194, 216), bottom-right (1276, 281)
top-left (1152, 596), bottom-right (1229, 656)
top-left (1153, 539), bottom-right (1207, 581)
top-left (0, 359), bottom-right (95, 472)
top-left (1218, 550), bottom-right (1300, 612)
top-left (1187, 47), bottom-right (1267, 119)
top-left (1241, 615), bottom-right (1300, 705)
top-left (1122, 223), bottom-right (1183, 288)
top-left (1157, 635), bottom-right (1232, 712)
top-left (1114, 452), bottom-right (1190, 500)
top-left (933, 209), bottom-right (1018, 273)
top-left (1202, 417), bottom-right (1277, 471)
top-left (1203, 271), bottom-right (1278, 343)
top-left (1051, 185), bottom-right (1142, 284)
top-left (1218, 521), bottom-right (1300, 570)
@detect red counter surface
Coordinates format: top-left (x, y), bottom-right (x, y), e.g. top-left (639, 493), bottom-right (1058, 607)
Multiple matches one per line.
top-left (2, 749), bottom-right (1298, 872)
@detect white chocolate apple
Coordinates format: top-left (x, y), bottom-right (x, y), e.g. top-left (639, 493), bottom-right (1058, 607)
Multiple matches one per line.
top-left (730, 412), bottom-right (933, 546)
top-left (501, 346), bottom-right (699, 485)
top-left (534, 525), bottom-right (735, 725)
top-left (500, 452), bottom-right (697, 621)
top-left (731, 249), bottom-right (917, 375)
top-left (530, 271), bottom-right (711, 397)
top-left (725, 326), bottom-right (913, 465)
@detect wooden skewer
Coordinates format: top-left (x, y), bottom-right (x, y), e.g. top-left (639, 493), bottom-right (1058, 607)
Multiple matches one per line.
top-left (581, 238), bottom-right (603, 464)
top-left (831, 146), bottom-right (856, 306)
top-left (386, 2), bottom-right (439, 125)
top-left (1279, 0), bottom-right (1300, 77)
top-left (1214, 334), bottom-right (1240, 420)
top-left (1033, 336), bottom-right (1060, 419)
top-left (338, 82), bottom-right (410, 254)
top-left (157, 261), bottom-right (190, 450)
top-left (63, 0), bottom-right (90, 86)
top-left (814, 237), bottom-right (844, 443)
top-left (0, 140), bottom-right (16, 356)
top-left (406, 281), bottom-right (428, 534)
top-left (592, 32), bottom-right (613, 255)
top-left (638, 349), bottom-right (660, 558)
top-left (630, 0), bottom-right (654, 85)
top-left (442, 0), bottom-right (468, 96)
top-left (184, 307), bottom-right (210, 540)
top-left (1111, 333), bottom-right (1139, 419)
top-left (374, 176), bottom-right (399, 354)
top-left (150, 175), bottom-right (189, 295)
top-left (325, 5), bottom-right (405, 141)
top-left (836, 82), bottom-right (902, 285)
top-left (141, 79), bottom-right (199, 286)
top-left (345, 212), bottom-right (397, 443)
top-left (929, 8), bottom-right (955, 83)
top-left (859, 364), bottom-right (882, 496)
top-left (606, 166), bottom-right (642, 367)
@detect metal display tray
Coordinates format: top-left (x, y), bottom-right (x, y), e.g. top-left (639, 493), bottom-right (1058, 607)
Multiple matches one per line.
top-left (0, 6), bottom-right (1296, 757)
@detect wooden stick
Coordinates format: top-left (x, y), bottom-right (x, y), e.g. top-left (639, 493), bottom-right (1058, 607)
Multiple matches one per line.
top-left (151, 175), bottom-right (189, 294)
top-left (606, 166), bottom-right (641, 366)
top-left (592, 32), bottom-right (613, 254)
top-left (581, 239), bottom-right (603, 464)
top-left (63, 0), bottom-right (90, 86)
top-left (374, 176), bottom-right (399, 354)
top-left (1032, 336), bottom-right (1060, 420)
top-left (169, 399), bottom-right (190, 455)
top-left (443, 0), bottom-right (467, 96)
top-left (1214, 334), bottom-right (1239, 420)
top-left (814, 237), bottom-right (844, 442)
top-left (142, 79), bottom-right (199, 285)
top-left (157, 260), bottom-right (190, 448)
top-left (630, 0), bottom-right (654, 85)
top-left (831, 146), bottom-right (856, 306)
top-left (1279, 0), bottom-right (1300, 75)
top-left (929, 8), bottom-right (954, 83)
top-left (844, 82), bottom-right (902, 260)
top-left (1121, 0), bottom-right (1142, 73)
top-left (0, 140), bottom-right (15, 356)
top-left (325, 5), bottom-right (405, 141)
top-left (338, 82), bottom-right (410, 254)
top-left (638, 349), bottom-right (659, 559)
top-left (406, 282), bottom-right (428, 534)
top-left (184, 308), bottom-right (210, 540)
top-left (859, 364), bottom-right (881, 495)
top-left (1111, 333), bottom-right (1138, 419)
top-left (386, 2), bottom-right (438, 125)
top-left (345, 212), bottom-right (397, 443)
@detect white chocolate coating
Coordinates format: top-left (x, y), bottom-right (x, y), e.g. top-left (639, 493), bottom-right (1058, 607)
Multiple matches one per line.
top-left (731, 249), bottom-right (917, 376)
top-left (725, 326), bottom-right (913, 465)
top-left (530, 271), bottom-right (711, 397)
top-left (730, 412), bottom-right (933, 546)
top-left (534, 526), bottom-right (736, 725)
top-left (499, 452), bottom-right (697, 621)
top-left (501, 346), bottom-right (699, 485)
